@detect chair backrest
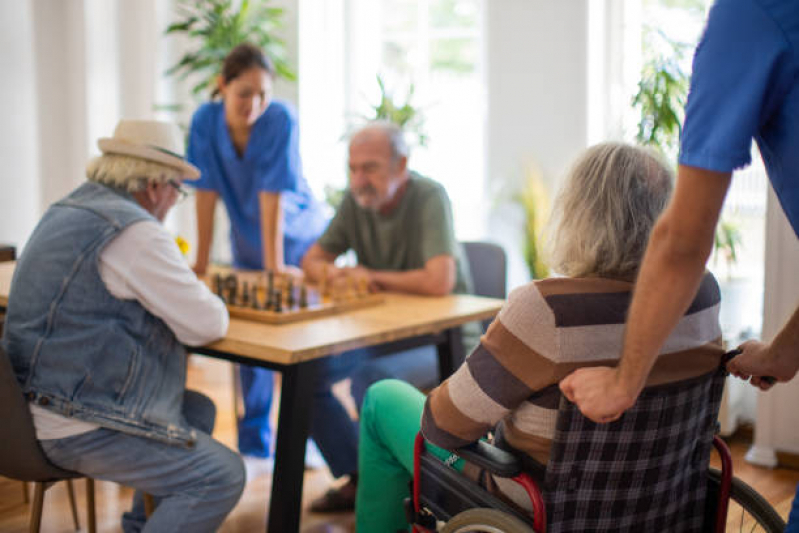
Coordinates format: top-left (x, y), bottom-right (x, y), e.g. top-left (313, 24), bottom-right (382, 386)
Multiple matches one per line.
top-left (0, 345), bottom-right (78, 481)
top-left (461, 241), bottom-right (507, 300)
top-left (461, 241), bottom-right (507, 332)
top-left (543, 368), bottom-right (727, 533)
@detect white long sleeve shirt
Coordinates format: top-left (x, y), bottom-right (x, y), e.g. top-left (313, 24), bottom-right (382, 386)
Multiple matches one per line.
top-left (31, 220), bottom-right (228, 440)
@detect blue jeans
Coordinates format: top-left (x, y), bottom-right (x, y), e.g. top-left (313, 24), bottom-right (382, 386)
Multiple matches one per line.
top-left (310, 345), bottom-right (438, 478)
top-left (40, 390), bottom-right (245, 533)
top-left (237, 365), bottom-right (274, 457)
top-left (787, 483), bottom-right (799, 533)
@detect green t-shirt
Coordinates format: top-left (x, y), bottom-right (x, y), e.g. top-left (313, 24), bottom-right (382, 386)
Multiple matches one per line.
top-left (318, 173), bottom-right (480, 348)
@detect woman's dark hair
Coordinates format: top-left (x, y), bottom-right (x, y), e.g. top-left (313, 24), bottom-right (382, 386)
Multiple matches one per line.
top-left (212, 43), bottom-right (275, 98)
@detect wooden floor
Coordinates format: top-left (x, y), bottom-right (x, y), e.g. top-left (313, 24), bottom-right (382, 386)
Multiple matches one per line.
top-left (1, 356), bottom-right (796, 532)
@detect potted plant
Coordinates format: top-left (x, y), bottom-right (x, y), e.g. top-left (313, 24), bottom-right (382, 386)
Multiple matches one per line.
top-left (164, 0), bottom-right (295, 102)
top-left (516, 168), bottom-right (550, 280)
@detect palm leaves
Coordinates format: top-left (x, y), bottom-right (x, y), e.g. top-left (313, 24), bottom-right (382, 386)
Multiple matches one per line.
top-left (165, 0), bottom-right (296, 100)
top-left (632, 28), bottom-right (689, 159)
top-left (366, 75), bottom-right (428, 147)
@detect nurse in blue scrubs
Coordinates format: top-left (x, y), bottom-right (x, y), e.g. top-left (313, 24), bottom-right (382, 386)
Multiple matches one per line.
top-left (187, 43), bottom-right (327, 468)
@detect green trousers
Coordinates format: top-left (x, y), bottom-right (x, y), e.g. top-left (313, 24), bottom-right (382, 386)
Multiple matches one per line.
top-left (355, 379), bottom-right (464, 532)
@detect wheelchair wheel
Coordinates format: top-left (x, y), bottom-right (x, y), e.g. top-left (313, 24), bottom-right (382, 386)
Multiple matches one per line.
top-left (707, 468), bottom-right (786, 532)
top-left (441, 508), bottom-right (535, 533)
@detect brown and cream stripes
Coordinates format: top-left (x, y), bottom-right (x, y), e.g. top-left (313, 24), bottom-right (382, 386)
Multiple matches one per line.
top-left (422, 272), bottom-right (723, 468)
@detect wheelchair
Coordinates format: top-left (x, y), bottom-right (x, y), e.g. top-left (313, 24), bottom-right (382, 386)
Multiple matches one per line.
top-left (406, 366), bottom-right (786, 532)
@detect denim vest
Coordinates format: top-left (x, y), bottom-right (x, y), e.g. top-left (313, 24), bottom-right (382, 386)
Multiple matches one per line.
top-left (3, 182), bottom-right (197, 447)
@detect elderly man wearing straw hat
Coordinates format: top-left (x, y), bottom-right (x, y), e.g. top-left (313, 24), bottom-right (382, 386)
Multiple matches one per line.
top-left (2, 120), bottom-right (244, 532)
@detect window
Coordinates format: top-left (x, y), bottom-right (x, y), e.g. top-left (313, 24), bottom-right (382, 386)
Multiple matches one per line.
top-left (300, 0), bottom-right (486, 239)
top-left (641, 0), bottom-right (767, 343)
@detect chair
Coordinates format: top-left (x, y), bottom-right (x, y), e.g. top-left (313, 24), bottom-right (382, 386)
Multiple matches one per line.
top-left (0, 345), bottom-right (96, 533)
top-left (461, 241), bottom-right (507, 331)
top-left (407, 366), bottom-right (786, 532)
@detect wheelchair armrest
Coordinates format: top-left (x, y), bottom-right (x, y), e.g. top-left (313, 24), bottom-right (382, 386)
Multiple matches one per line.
top-left (455, 440), bottom-right (522, 478)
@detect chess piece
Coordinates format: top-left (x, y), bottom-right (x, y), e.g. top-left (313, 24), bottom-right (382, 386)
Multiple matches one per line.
top-left (241, 281), bottom-right (250, 306)
top-left (250, 284), bottom-right (260, 309)
top-left (225, 274), bottom-right (238, 306)
top-left (299, 283), bottom-right (308, 308)
top-left (286, 278), bottom-right (295, 308)
top-left (213, 273), bottom-right (226, 302)
top-left (267, 270), bottom-right (275, 296)
top-left (273, 289), bottom-right (283, 313)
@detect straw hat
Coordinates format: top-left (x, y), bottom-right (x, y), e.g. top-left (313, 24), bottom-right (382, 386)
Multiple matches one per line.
top-left (97, 120), bottom-right (199, 179)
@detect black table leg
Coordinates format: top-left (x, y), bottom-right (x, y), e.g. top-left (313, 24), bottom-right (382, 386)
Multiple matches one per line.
top-left (436, 327), bottom-right (464, 382)
top-left (266, 359), bottom-right (318, 533)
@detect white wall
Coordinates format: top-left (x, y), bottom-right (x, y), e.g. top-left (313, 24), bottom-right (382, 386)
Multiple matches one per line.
top-left (484, 1), bottom-right (590, 288)
top-left (0, 2), bottom-right (41, 250)
top-left (746, 187), bottom-right (799, 466)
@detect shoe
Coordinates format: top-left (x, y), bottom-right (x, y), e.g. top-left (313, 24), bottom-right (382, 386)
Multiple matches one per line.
top-left (242, 455), bottom-right (274, 484)
top-left (309, 479), bottom-right (357, 513)
top-left (305, 439), bottom-right (327, 470)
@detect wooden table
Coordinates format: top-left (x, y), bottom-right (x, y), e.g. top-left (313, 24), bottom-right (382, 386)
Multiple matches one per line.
top-left (0, 261), bottom-right (503, 532)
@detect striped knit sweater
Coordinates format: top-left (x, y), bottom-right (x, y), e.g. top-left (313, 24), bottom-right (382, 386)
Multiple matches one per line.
top-left (421, 272), bottom-right (723, 502)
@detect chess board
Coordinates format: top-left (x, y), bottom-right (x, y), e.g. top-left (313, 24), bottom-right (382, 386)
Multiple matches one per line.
top-left (206, 268), bottom-right (385, 325)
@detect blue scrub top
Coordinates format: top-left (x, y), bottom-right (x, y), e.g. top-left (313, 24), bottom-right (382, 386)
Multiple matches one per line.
top-left (679, 0), bottom-right (799, 237)
top-left (187, 100), bottom-right (327, 268)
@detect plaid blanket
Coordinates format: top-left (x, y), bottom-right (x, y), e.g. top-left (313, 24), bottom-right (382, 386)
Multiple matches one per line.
top-left (543, 368), bottom-right (726, 532)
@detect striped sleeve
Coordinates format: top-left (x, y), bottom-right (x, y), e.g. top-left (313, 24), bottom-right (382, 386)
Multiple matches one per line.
top-left (421, 283), bottom-right (559, 450)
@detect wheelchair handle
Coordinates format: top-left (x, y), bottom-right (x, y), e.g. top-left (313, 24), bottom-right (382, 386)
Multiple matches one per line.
top-left (722, 349), bottom-right (776, 386)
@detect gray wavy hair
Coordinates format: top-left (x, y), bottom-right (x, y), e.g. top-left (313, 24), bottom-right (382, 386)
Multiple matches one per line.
top-left (86, 154), bottom-right (183, 193)
top-left (353, 121), bottom-right (410, 163)
top-left (545, 142), bottom-right (673, 279)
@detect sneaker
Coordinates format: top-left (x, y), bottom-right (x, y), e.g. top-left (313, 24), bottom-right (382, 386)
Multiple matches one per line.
top-left (305, 439), bottom-right (327, 470)
top-left (242, 455), bottom-right (274, 484)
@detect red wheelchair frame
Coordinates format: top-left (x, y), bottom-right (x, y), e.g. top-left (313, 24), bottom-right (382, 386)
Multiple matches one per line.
top-left (409, 432), bottom-right (734, 533)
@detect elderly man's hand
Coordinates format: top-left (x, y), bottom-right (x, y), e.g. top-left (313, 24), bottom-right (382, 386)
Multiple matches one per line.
top-left (727, 340), bottom-right (798, 391)
top-left (559, 367), bottom-right (637, 423)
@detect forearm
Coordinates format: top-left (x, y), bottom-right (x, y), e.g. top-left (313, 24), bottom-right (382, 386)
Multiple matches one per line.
top-left (259, 192), bottom-right (285, 271)
top-left (618, 166), bottom-right (730, 396)
top-left (371, 269), bottom-right (451, 296)
top-left (617, 219), bottom-right (712, 395)
top-left (194, 190), bottom-right (217, 272)
top-left (770, 304), bottom-right (799, 366)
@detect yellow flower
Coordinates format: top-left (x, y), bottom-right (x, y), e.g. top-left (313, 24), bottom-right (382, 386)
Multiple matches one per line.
top-left (175, 236), bottom-right (190, 257)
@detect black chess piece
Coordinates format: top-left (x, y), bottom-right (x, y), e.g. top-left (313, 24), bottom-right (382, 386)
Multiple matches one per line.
top-left (225, 274), bottom-right (238, 306)
top-left (273, 289), bottom-right (283, 313)
top-left (299, 283), bottom-right (308, 308)
top-left (241, 281), bottom-right (250, 306)
top-left (213, 273), bottom-right (226, 303)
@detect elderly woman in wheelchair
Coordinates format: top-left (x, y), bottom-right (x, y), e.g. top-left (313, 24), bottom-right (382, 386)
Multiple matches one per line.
top-left (353, 142), bottom-right (739, 532)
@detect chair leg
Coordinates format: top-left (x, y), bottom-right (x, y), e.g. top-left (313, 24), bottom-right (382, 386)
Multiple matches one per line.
top-left (86, 478), bottom-right (96, 533)
top-left (29, 482), bottom-right (45, 533)
top-left (66, 479), bottom-right (80, 530)
top-left (144, 492), bottom-right (156, 518)
top-left (21, 481), bottom-right (29, 504)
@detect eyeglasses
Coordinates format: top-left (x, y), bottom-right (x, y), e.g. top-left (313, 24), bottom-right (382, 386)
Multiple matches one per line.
top-left (168, 180), bottom-right (192, 202)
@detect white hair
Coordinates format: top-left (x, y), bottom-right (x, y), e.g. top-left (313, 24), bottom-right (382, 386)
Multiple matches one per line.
top-left (86, 154), bottom-right (183, 193)
top-left (545, 142), bottom-right (673, 279)
top-left (352, 121), bottom-right (410, 162)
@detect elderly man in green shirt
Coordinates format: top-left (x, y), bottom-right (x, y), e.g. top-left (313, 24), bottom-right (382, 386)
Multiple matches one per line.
top-left (301, 121), bottom-right (477, 512)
